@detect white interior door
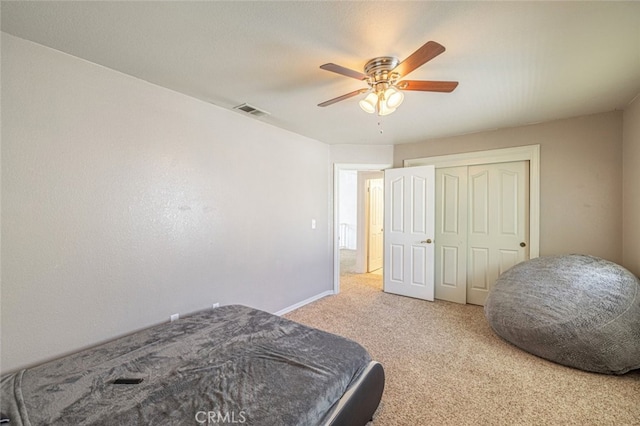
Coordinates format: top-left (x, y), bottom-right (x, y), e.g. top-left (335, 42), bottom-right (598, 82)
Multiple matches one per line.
top-left (367, 178), bottom-right (384, 272)
top-left (467, 161), bottom-right (529, 305)
top-left (383, 166), bottom-right (435, 301)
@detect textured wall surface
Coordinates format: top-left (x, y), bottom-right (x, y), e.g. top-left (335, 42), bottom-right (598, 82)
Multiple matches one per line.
top-left (1, 34), bottom-right (331, 372)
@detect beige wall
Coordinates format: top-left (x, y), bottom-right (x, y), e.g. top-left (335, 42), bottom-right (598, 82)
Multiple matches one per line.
top-left (1, 34), bottom-right (332, 372)
top-left (394, 112), bottom-right (623, 264)
top-left (623, 95), bottom-right (640, 277)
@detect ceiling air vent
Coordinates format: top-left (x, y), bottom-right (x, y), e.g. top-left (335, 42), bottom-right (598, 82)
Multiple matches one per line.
top-left (233, 103), bottom-right (271, 118)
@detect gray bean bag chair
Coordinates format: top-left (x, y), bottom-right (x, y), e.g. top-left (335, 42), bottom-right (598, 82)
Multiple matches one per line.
top-left (485, 254), bottom-right (640, 375)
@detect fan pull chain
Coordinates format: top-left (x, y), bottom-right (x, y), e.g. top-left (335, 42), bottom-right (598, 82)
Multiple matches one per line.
top-left (378, 120), bottom-right (384, 134)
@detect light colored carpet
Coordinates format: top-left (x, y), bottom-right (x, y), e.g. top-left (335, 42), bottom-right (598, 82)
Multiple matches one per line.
top-left (284, 273), bottom-right (640, 425)
top-left (340, 248), bottom-right (382, 275)
top-left (340, 249), bottom-right (357, 274)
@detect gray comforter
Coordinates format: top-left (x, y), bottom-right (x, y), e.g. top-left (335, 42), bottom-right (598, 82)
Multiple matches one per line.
top-left (1, 305), bottom-right (371, 425)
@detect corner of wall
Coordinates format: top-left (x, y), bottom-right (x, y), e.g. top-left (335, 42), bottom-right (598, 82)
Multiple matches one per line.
top-left (622, 94), bottom-right (640, 277)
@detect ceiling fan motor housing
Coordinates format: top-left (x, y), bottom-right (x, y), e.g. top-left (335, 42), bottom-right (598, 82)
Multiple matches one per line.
top-left (364, 57), bottom-right (401, 88)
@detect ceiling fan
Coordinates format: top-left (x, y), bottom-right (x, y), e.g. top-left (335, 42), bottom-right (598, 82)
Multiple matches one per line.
top-left (318, 41), bottom-right (458, 116)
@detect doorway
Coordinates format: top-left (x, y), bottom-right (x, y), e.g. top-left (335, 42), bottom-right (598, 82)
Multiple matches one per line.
top-left (334, 164), bottom-right (390, 294)
top-left (337, 170), bottom-right (384, 274)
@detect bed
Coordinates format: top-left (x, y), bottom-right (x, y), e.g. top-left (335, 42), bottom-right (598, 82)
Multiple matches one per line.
top-left (1, 305), bottom-right (384, 425)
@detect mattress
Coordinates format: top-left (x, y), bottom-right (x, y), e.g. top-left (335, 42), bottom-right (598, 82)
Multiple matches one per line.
top-left (1, 305), bottom-right (381, 425)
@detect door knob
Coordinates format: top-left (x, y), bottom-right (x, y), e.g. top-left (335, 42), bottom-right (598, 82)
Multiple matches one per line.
top-left (520, 242), bottom-right (527, 247)
top-left (421, 239), bottom-right (433, 244)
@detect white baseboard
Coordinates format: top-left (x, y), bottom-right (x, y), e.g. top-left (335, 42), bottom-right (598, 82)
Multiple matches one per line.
top-left (274, 290), bottom-right (334, 316)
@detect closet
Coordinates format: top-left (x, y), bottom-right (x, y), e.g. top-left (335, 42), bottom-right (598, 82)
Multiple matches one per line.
top-left (434, 161), bottom-right (530, 305)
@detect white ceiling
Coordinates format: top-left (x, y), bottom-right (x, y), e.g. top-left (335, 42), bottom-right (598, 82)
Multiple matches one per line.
top-left (2, 1), bottom-right (639, 145)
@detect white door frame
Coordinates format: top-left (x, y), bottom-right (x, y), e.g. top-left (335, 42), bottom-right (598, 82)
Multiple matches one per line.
top-left (333, 163), bottom-right (392, 294)
top-left (404, 145), bottom-right (540, 259)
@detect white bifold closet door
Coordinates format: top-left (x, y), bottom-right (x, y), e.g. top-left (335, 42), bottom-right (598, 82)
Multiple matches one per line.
top-left (435, 161), bottom-right (530, 306)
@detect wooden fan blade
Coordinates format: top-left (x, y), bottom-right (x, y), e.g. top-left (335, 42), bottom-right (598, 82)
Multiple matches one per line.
top-left (393, 41), bottom-right (446, 78)
top-left (318, 88), bottom-right (369, 107)
top-left (397, 80), bottom-right (459, 92)
top-left (320, 63), bottom-right (368, 81)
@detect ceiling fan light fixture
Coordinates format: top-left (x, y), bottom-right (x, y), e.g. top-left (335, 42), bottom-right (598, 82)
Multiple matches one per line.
top-left (377, 98), bottom-right (396, 116)
top-left (384, 86), bottom-right (404, 109)
top-left (359, 92), bottom-right (378, 114)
